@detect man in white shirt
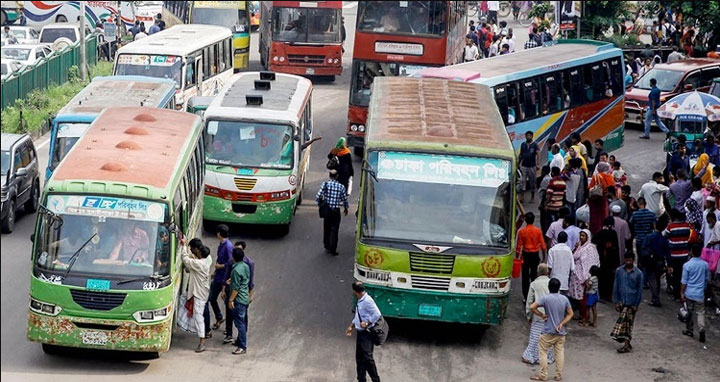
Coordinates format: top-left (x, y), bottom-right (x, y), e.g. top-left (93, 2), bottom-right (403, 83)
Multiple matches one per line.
top-left (487, 1), bottom-right (500, 23)
top-left (463, 37), bottom-right (479, 62)
top-left (545, 207), bottom-right (569, 248)
top-left (702, 196), bottom-right (720, 246)
top-left (547, 232), bottom-right (575, 293)
top-left (180, 239), bottom-right (213, 353)
top-left (638, 172), bottom-right (670, 224)
top-left (549, 144), bottom-right (565, 172)
top-left (667, 46), bottom-right (684, 62)
top-left (504, 30), bottom-right (516, 53)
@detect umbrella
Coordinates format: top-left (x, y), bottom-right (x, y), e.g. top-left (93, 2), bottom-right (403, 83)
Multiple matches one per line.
top-left (657, 91), bottom-right (720, 122)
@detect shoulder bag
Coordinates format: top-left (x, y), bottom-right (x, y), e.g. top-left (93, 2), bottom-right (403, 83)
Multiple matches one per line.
top-left (357, 301), bottom-right (390, 346)
top-left (318, 182), bottom-right (330, 218)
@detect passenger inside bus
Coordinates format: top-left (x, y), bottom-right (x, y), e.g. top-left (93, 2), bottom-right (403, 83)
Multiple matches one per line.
top-left (107, 221), bottom-right (150, 264)
top-left (358, 1), bottom-right (446, 35)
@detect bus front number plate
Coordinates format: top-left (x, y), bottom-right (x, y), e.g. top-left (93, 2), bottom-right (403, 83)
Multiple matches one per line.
top-left (305, 68), bottom-right (315, 75)
top-left (418, 304), bottom-right (442, 318)
top-left (82, 331), bottom-right (108, 346)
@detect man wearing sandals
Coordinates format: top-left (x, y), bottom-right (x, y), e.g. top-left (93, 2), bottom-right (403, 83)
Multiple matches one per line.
top-left (611, 252), bottom-right (643, 353)
top-left (529, 278), bottom-right (574, 381)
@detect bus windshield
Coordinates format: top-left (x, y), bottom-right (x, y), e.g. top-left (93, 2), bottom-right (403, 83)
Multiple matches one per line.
top-left (115, 54), bottom-right (182, 89)
top-left (635, 68), bottom-right (684, 92)
top-left (205, 120), bottom-right (294, 169)
top-left (351, 61), bottom-right (429, 106)
top-left (357, 1), bottom-right (446, 36)
top-left (191, 7), bottom-right (249, 32)
top-left (272, 7), bottom-right (342, 43)
top-left (34, 195), bottom-right (171, 279)
top-left (362, 151), bottom-right (512, 249)
top-left (50, 122), bottom-right (90, 170)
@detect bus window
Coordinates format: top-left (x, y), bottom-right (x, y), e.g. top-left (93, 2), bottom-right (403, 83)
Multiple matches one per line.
top-left (185, 55), bottom-right (197, 87)
top-left (608, 59), bottom-right (624, 96)
top-left (566, 68), bottom-right (583, 107)
top-left (494, 85), bottom-right (510, 125)
top-left (540, 73), bottom-right (560, 114)
top-left (589, 64), bottom-right (605, 101)
top-left (521, 79), bottom-right (540, 120)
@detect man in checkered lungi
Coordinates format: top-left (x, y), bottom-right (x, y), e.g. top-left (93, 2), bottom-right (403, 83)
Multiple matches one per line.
top-left (611, 252), bottom-right (644, 353)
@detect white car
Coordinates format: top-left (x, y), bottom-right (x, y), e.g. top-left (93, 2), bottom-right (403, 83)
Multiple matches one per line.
top-left (5, 26), bottom-right (40, 45)
top-left (1, 44), bottom-right (53, 67)
top-left (1, 59), bottom-right (23, 80)
top-left (39, 23), bottom-right (92, 47)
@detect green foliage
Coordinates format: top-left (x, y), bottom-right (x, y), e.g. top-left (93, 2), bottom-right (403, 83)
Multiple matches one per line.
top-left (0, 61), bottom-right (113, 134)
top-left (582, 1), bottom-right (633, 38)
top-left (601, 33), bottom-right (643, 48)
top-left (663, 1), bottom-right (720, 35)
top-left (528, 2), bottom-right (554, 21)
top-left (68, 65), bottom-right (80, 83)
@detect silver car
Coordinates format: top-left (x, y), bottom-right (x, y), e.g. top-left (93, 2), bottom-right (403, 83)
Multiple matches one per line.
top-left (1, 133), bottom-right (40, 233)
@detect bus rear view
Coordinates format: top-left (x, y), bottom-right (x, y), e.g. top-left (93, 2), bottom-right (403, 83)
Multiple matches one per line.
top-left (259, 1), bottom-right (343, 78)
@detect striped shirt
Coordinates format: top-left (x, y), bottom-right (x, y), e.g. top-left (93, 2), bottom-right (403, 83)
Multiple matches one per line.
top-left (546, 176), bottom-right (566, 211)
top-left (630, 208), bottom-right (656, 246)
top-left (662, 222), bottom-right (693, 258)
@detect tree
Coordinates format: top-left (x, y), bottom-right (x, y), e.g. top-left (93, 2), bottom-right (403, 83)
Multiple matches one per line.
top-left (645, 1), bottom-right (720, 50)
top-left (579, 1), bottom-right (633, 39)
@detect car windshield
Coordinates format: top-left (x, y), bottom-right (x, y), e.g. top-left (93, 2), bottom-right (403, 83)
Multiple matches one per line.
top-left (205, 120), bottom-right (294, 169)
top-left (357, 1), bottom-right (446, 36)
top-left (635, 68), bottom-right (685, 92)
top-left (40, 28), bottom-right (76, 43)
top-left (272, 7), bottom-right (342, 43)
top-left (362, 151), bottom-right (512, 249)
top-left (350, 60), bottom-right (429, 106)
top-left (34, 195), bottom-right (171, 279)
top-left (50, 122), bottom-right (91, 171)
top-left (191, 7), bottom-right (249, 32)
top-left (2, 47), bottom-right (31, 61)
top-left (1, 150), bottom-right (9, 173)
top-left (115, 54), bottom-right (182, 88)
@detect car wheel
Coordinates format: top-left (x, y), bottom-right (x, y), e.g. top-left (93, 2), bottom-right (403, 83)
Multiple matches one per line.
top-left (1, 199), bottom-right (15, 234)
top-left (25, 180), bottom-right (40, 213)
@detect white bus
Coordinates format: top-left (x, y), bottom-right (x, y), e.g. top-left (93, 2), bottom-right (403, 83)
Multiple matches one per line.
top-left (113, 24), bottom-right (233, 109)
top-left (202, 71), bottom-right (316, 232)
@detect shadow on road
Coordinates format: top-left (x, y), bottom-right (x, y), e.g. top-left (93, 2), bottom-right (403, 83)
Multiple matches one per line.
top-left (27, 346), bottom-right (152, 375)
top-left (385, 318), bottom-right (501, 349)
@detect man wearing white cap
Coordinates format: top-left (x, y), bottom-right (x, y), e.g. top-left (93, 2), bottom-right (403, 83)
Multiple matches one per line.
top-left (612, 204), bottom-right (632, 263)
top-left (702, 196), bottom-right (720, 247)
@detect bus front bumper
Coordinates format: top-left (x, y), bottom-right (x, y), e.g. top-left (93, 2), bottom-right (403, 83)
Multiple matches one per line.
top-left (363, 284), bottom-right (509, 325)
top-left (203, 195), bottom-right (295, 225)
top-left (268, 63), bottom-right (342, 76)
top-left (27, 311), bottom-right (171, 352)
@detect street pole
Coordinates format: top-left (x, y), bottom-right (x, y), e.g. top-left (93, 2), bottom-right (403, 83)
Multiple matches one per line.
top-left (79, 1), bottom-right (87, 81)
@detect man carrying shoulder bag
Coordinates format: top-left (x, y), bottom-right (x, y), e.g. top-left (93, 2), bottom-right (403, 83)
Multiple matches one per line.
top-left (346, 281), bottom-right (387, 382)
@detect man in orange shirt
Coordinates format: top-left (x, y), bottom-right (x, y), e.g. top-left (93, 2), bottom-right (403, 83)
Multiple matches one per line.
top-left (517, 212), bottom-right (548, 302)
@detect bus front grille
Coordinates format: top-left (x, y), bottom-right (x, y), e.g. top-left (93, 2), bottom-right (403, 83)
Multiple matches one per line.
top-left (234, 177), bottom-right (257, 191)
top-left (288, 54), bottom-right (326, 65)
top-left (411, 275), bottom-right (451, 291)
top-left (409, 252), bottom-right (455, 274)
top-left (70, 290), bottom-right (127, 311)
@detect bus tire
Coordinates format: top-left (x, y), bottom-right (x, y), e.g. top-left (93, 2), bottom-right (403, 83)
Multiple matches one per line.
top-left (278, 223), bottom-right (290, 236)
top-left (55, 14), bottom-right (68, 23)
top-left (202, 219), bottom-right (217, 233)
top-left (42, 343), bottom-right (60, 355)
top-left (325, 75), bottom-right (335, 82)
top-left (353, 146), bottom-right (364, 157)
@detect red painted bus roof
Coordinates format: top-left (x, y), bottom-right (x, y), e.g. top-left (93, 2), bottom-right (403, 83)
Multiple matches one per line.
top-left (367, 77), bottom-right (512, 152)
top-left (52, 107), bottom-right (200, 189)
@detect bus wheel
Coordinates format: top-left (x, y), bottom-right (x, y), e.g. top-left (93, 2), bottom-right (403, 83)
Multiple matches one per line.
top-left (202, 219), bottom-right (217, 233)
top-left (325, 75), bottom-right (336, 82)
top-left (42, 344), bottom-right (60, 355)
top-left (278, 223), bottom-right (290, 236)
top-left (353, 146), bottom-right (364, 157)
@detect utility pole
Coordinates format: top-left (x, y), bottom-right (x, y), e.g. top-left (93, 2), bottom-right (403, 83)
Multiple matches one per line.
top-left (79, 1), bottom-right (87, 81)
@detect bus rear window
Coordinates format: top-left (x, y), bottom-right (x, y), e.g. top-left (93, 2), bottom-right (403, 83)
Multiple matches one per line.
top-left (357, 1), bottom-right (446, 36)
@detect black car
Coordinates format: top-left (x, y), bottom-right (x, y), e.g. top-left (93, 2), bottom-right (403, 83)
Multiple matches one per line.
top-left (1, 133), bottom-right (40, 233)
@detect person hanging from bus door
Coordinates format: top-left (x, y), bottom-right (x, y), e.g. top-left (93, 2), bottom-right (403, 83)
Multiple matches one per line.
top-left (640, 78), bottom-right (670, 140)
top-left (179, 237), bottom-right (212, 353)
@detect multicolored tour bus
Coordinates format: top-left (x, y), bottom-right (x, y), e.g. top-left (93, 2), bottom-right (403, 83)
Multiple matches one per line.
top-left (259, 1), bottom-right (343, 78)
top-left (113, 24), bottom-right (234, 110)
top-left (28, 107), bottom-right (204, 354)
top-left (347, 1), bottom-right (468, 152)
top-left (20, 1), bottom-right (136, 28)
top-left (162, 1), bottom-right (251, 71)
top-left (46, 75), bottom-right (176, 180)
top-left (202, 71), bottom-right (315, 232)
top-left (417, 39), bottom-right (626, 152)
top-left (355, 77), bottom-right (516, 324)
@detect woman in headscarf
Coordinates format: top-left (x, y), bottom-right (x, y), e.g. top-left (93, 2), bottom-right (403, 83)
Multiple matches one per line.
top-left (565, 145), bottom-right (588, 175)
top-left (684, 198), bottom-right (703, 231)
top-left (568, 229), bottom-right (601, 326)
top-left (587, 162), bottom-right (615, 234)
top-left (327, 137), bottom-right (354, 195)
top-left (693, 153), bottom-right (714, 186)
top-left (593, 216), bottom-right (620, 302)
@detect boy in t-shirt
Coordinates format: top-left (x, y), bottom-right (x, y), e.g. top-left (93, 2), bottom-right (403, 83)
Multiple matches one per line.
top-left (585, 265), bottom-right (600, 327)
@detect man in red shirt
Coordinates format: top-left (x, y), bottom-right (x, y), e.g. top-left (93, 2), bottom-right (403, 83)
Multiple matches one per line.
top-left (545, 166), bottom-right (567, 221)
top-left (517, 212), bottom-right (548, 301)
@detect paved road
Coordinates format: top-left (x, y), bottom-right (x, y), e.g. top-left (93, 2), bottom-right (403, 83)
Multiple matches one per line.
top-left (2, 5), bottom-right (719, 382)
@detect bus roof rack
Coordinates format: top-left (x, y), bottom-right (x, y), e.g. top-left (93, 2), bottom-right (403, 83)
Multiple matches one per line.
top-left (246, 95), bottom-right (263, 106)
top-left (260, 71), bottom-right (276, 81)
top-left (254, 80), bottom-right (271, 90)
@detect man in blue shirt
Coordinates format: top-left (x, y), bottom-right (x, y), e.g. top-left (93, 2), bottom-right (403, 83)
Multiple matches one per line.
top-left (529, 278), bottom-right (573, 381)
top-left (316, 170), bottom-right (349, 256)
top-left (668, 169), bottom-right (692, 213)
top-left (642, 221), bottom-right (669, 306)
top-left (681, 249), bottom-right (710, 343)
top-left (346, 282), bottom-right (382, 382)
top-left (611, 252), bottom-right (644, 353)
top-left (212, 224), bottom-right (234, 343)
top-left (640, 78), bottom-right (670, 139)
top-left (148, 19), bottom-right (161, 35)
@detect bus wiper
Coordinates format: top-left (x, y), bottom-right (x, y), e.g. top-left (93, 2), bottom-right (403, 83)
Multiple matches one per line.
top-left (63, 233), bottom-right (97, 278)
top-left (362, 160), bottom-right (379, 182)
top-left (38, 204), bottom-right (64, 229)
top-left (118, 273), bottom-right (170, 285)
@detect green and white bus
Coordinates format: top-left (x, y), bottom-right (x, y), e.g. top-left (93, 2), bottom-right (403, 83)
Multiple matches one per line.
top-left (28, 107), bottom-right (204, 353)
top-left (202, 71), bottom-right (315, 231)
top-left (355, 77), bottom-right (516, 325)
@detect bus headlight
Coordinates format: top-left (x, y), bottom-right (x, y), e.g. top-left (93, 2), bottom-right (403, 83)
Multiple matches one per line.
top-left (133, 305), bottom-right (171, 323)
top-left (333, 58), bottom-right (339, 64)
top-left (273, 56), bottom-right (279, 62)
top-left (29, 297), bottom-right (62, 316)
top-left (350, 124), bottom-right (358, 132)
top-left (357, 124), bottom-right (366, 132)
top-left (279, 56), bottom-right (285, 62)
top-left (327, 58), bottom-right (333, 64)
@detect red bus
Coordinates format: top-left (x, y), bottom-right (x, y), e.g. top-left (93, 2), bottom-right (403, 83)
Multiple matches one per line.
top-left (259, 1), bottom-right (343, 78)
top-left (346, 1), bottom-right (468, 151)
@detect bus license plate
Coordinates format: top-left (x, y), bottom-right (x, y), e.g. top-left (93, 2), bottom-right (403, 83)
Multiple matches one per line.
top-left (418, 304), bottom-right (442, 318)
top-left (305, 68), bottom-right (315, 75)
top-left (82, 331), bottom-right (108, 346)
top-left (476, 281), bottom-right (499, 291)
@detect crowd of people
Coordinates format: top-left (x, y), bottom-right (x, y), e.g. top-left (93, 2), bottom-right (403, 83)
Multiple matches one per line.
top-left (464, 15), bottom-right (553, 62)
top-left (515, 128), bottom-right (719, 378)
